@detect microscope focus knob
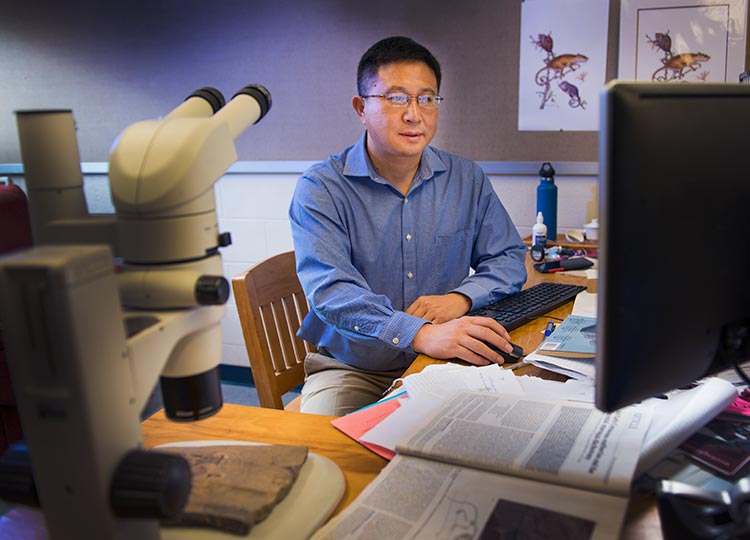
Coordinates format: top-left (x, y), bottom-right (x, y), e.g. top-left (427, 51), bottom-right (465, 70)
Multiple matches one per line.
top-left (195, 275), bottom-right (230, 305)
top-left (111, 449), bottom-right (191, 519)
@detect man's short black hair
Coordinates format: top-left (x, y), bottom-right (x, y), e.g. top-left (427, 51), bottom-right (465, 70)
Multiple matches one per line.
top-left (357, 36), bottom-right (442, 95)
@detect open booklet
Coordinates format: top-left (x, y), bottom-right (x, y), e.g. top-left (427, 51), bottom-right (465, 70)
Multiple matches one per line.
top-left (538, 315), bottom-right (597, 358)
top-left (312, 391), bottom-right (653, 540)
top-left (521, 292), bottom-right (598, 380)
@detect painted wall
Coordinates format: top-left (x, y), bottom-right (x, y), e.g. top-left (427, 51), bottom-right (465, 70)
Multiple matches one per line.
top-left (1, 0), bottom-right (619, 164)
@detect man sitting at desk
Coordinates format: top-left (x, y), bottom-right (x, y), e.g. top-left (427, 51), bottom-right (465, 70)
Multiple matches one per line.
top-left (289, 36), bottom-right (527, 416)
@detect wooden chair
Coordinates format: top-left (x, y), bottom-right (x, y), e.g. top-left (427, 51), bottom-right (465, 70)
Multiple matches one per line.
top-left (231, 251), bottom-right (315, 410)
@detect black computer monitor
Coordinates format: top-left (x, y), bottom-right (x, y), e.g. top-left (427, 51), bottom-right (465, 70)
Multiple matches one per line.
top-left (595, 81), bottom-right (750, 412)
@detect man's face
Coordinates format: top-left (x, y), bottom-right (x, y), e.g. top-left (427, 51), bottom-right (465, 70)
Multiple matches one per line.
top-left (353, 61), bottom-right (439, 163)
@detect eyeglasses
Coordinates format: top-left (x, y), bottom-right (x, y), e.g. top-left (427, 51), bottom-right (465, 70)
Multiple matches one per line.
top-left (360, 93), bottom-right (444, 110)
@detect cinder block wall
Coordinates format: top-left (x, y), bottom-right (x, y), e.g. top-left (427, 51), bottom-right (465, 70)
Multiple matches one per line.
top-left (1, 168), bottom-right (597, 368)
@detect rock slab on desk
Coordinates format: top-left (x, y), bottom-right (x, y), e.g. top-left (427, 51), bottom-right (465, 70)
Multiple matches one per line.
top-left (160, 444), bottom-right (308, 535)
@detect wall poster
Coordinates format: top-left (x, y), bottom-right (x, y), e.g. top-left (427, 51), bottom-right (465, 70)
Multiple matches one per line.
top-left (619, 0), bottom-right (748, 82)
top-left (518, 0), bottom-right (610, 131)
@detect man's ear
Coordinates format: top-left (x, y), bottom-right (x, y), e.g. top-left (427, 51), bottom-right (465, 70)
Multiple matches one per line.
top-left (352, 95), bottom-right (366, 124)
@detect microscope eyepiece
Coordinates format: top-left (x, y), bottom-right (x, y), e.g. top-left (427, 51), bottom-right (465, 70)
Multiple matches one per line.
top-left (186, 87), bottom-right (225, 114)
top-left (233, 84), bottom-right (272, 122)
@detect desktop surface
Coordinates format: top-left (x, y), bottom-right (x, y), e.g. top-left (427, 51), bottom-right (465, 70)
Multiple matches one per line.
top-left (142, 404), bottom-right (386, 518)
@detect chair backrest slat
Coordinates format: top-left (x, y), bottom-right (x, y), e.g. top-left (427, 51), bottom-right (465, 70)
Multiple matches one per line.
top-left (231, 251), bottom-right (314, 410)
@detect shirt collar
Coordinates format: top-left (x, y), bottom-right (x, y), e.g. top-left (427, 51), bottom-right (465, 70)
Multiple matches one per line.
top-left (343, 131), bottom-right (448, 188)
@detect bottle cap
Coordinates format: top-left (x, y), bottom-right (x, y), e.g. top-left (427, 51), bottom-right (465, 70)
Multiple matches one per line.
top-left (539, 162), bottom-right (555, 178)
top-left (584, 218), bottom-right (598, 230)
top-left (536, 211), bottom-right (544, 224)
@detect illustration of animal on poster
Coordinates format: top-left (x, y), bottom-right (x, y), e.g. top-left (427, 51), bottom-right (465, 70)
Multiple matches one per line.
top-left (517, 0), bottom-right (610, 131)
top-left (618, 0), bottom-right (748, 83)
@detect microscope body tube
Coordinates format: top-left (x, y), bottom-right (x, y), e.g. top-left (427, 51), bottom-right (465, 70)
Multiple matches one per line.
top-left (108, 112), bottom-right (236, 272)
top-left (108, 84), bottom-right (271, 307)
top-left (109, 85), bottom-right (267, 219)
top-left (109, 84), bottom-right (270, 221)
top-left (109, 118), bottom-right (236, 215)
top-left (212, 94), bottom-right (262, 141)
top-left (165, 88), bottom-right (224, 120)
top-left (15, 110), bottom-right (116, 248)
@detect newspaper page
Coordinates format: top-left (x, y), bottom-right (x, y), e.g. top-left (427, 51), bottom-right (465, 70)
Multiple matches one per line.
top-left (310, 454), bottom-right (627, 540)
top-left (397, 391), bottom-right (652, 496)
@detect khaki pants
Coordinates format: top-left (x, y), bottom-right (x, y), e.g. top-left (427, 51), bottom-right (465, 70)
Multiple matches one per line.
top-left (300, 352), bottom-right (405, 416)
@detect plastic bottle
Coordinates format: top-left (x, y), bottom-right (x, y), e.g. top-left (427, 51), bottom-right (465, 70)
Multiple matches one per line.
top-left (532, 211), bottom-right (547, 247)
top-left (536, 162), bottom-right (557, 241)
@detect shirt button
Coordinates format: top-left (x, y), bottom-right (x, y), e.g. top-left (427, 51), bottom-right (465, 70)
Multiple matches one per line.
top-left (407, 272), bottom-right (413, 279)
top-left (354, 325), bottom-right (360, 331)
top-left (406, 234), bottom-right (412, 241)
top-left (404, 198), bottom-right (408, 204)
top-left (392, 337), bottom-right (400, 344)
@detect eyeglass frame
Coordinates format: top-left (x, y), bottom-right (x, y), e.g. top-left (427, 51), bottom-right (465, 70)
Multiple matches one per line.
top-left (360, 92), bottom-right (444, 110)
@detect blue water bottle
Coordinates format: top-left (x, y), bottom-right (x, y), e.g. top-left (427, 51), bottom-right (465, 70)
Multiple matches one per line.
top-left (536, 162), bottom-right (557, 242)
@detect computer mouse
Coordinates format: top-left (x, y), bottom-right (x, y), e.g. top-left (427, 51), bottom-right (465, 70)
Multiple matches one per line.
top-left (487, 342), bottom-right (524, 364)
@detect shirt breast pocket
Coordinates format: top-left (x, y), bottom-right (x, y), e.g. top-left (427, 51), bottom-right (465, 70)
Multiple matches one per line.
top-left (433, 228), bottom-right (473, 291)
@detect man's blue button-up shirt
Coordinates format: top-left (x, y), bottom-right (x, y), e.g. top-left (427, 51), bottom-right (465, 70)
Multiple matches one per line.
top-left (289, 132), bottom-right (527, 371)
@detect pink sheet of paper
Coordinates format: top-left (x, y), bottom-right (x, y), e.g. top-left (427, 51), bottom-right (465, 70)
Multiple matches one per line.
top-left (330, 396), bottom-right (403, 460)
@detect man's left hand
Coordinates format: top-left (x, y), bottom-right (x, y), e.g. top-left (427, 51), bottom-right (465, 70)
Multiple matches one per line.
top-left (406, 293), bottom-right (471, 324)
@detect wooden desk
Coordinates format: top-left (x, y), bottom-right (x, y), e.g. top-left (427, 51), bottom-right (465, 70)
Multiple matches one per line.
top-left (1, 254), bottom-right (660, 539)
top-left (137, 250), bottom-right (655, 540)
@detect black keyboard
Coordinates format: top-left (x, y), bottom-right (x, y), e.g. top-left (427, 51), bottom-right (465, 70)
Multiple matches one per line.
top-left (469, 282), bottom-right (587, 331)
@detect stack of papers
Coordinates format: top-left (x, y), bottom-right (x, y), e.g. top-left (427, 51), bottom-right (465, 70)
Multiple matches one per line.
top-left (316, 376), bottom-right (738, 540)
top-left (333, 363), bottom-right (737, 481)
top-left (319, 379), bottom-right (652, 540)
top-left (334, 362), bottom-right (596, 458)
top-left (522, 351), bottom-right (595, 381)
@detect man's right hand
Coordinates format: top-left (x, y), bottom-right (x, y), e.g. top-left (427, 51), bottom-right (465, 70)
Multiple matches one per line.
top-left (411, 316), bottom-right (514, 366)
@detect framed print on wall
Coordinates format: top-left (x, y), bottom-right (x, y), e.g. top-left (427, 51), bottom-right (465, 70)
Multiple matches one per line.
top-left (619, 0), bottom-right (748, 82)
top-left (518, 0), bottom-right (610, 131)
